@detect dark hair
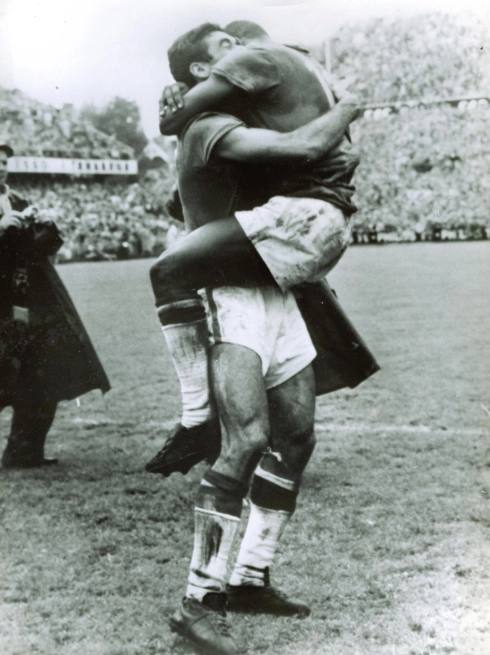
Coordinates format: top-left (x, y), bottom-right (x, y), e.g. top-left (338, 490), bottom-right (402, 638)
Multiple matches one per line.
top-left (168, 22), bottom-right (222, 88)
top-left (225, 20), bottom-right (269, 42)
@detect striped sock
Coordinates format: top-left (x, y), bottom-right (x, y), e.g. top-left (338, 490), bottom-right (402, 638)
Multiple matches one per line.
top-left (157, 299), bottom-right (213, 428)
top-left (229, 465), bottom-right (298, 587)
top-left (186, 474), bottom-right (246, 601)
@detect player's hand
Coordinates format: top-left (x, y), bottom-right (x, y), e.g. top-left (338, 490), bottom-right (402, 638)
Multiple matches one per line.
top-left (337, 91), bottom-right (360, 121)
top-left (330, 74), bottom-right (357, 100)
top-left (159, 82), bottom-right (190, 116)
top-left (337, 90), bottom-right (359, 105)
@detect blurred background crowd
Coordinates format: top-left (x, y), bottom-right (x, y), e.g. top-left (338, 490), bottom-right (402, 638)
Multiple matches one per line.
top-left (12, 176), bottom-right (177, 262)
top-left (1, 11), bottom-right (488, 262)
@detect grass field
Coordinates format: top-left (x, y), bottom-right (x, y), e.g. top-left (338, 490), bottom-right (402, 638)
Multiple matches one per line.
top-left (1, 242), bottom-right (489, 655)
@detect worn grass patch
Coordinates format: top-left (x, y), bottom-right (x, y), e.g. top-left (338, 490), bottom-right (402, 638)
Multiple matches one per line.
top-left (1, 243), bottom-right (489, 655)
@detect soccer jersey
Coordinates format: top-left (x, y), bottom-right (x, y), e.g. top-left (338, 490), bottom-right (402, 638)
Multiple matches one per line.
top-left (177, 112), bottom-right (268, 230)
top-left (212, 43), bottom-right (360, 215)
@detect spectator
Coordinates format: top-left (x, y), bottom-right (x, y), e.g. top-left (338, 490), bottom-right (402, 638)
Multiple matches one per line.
top-left (0, 143), bottom-right (110, 468)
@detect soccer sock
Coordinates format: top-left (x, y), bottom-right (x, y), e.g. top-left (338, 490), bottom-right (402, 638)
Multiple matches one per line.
top-left (186, 471), bottom-right (248, 602)
top-left (157, 298), bottom-right (213, 428)
top-left (229, 464), bottom-right (299, 588)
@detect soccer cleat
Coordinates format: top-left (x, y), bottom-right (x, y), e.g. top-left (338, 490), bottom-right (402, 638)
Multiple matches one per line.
top-left (144, 420), bottom-right (220, 477)
top-left (169, 592), bottom-right (245, 655)
top-left (226, 568), bottom-right (310, 617)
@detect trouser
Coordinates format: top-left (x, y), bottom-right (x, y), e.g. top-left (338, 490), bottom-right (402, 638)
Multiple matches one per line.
top-left (1, 395), bottom-right (57, 466)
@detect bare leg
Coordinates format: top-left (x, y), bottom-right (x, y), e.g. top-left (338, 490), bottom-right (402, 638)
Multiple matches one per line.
top-left (264, 364), bottom-right (316, 484)
top-left (228, 364), bottom-right (315, 613)
top-left (180, 343), bottom-right (270, 652)
top-left (209, 343), bottom-right (270, 486)
top-left (150, 217), bottom-right (275, 306)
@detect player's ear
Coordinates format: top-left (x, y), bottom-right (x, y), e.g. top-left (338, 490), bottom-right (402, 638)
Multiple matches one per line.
top-left (190, 61), bottom-right (211, 81)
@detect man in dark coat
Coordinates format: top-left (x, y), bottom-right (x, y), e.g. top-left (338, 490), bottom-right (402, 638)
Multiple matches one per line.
top-left (0, 143), bottom-right (110, 468)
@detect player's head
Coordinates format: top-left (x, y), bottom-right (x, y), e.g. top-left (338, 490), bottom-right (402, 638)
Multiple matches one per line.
top-left (225, 20), bottom-right (270, 44)
top-left (168, 22), bottom-right (240, 87)
top-left (0, 144), bottom-right (13, 185)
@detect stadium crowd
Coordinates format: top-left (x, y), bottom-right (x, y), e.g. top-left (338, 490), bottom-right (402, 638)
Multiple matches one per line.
top-left (351, 103), bottom-right (490, 243)
top-left (12, 175), bottom-right (180, 262)
top-left (333, 12), bottom-right (489, 104)
top-left (0, 12), bottom-right (488, 261)
top-left (333, 11), bottom-right (490, 243)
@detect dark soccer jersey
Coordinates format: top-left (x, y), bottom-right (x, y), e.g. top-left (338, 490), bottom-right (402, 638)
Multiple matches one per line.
top-left (212, 43), bottom-right (360, 215)
top-left (177, 112), bottom-right (268, 231)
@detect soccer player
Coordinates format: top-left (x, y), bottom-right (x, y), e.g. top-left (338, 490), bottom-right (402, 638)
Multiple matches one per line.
top-left (163, 97), bottom-right (325, 655)
top-left (152, 25), bottom-right (379, 655)
top-left (146, 22), bottom-right (364, 475)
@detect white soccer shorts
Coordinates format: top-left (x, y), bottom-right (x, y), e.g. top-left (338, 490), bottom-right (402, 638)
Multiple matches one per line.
top-left (203, 285), bottom-right (316, 390)
top-left (235, 196), bottom-right (351, 292)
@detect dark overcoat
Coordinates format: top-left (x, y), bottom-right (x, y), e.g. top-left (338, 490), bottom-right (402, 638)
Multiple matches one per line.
top-left (295, 279), bottom-right (380, 396)
top-left (0, 190), bottom-right (110, 408)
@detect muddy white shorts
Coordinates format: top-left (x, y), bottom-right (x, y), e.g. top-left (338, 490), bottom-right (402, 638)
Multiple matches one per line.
top-left (235, 196), bottom-right (351, 292)
top-left (203, 285), bottom-right (316, 390)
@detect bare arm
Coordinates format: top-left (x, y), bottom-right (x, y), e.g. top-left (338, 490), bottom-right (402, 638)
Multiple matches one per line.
top-left (214, 93), bottom-right (359, 163)
top-left (159, 75), bottom-right (237, 136)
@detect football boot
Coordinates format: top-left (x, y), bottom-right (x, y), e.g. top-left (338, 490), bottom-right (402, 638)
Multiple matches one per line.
top-left (144, 420), bottom-right (220, 476)
top-left (226, 568), bottom-right (310, 617)
top-left (170, 592), bottom-right (245, 655)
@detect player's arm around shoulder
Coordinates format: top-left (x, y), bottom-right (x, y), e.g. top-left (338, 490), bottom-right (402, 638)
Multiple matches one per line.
top-left (213, 125), bottom-right (304, 163)
top-left (214, 92), bottom-right (360, 164)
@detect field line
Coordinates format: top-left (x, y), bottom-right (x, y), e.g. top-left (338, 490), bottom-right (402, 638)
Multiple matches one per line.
top-left (314, 421), bottom-right (485, 436)
top-left (69, 416), bottom-right (485, 437)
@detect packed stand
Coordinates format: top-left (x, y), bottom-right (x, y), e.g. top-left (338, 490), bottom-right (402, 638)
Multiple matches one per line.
top-left (332, 12), bottom-right (489, 106)
top-left (348, 98), bottom-right (490, 242)
top-left (13, 172), bottom-right (182, 262)
top-left (0, 86), bottom-right (185, 261)
top-left (328, 12), bottom-right (490, 242)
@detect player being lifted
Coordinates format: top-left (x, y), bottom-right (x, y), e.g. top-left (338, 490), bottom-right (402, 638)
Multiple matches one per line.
top-left (146, 21), bottom-right (362, 477)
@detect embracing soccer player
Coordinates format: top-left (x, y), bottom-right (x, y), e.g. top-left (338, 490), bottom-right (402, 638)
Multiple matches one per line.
top-left (145, 21), bottom-right (378, 655)
top-left (146, 21), bottom-right (365, 476)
